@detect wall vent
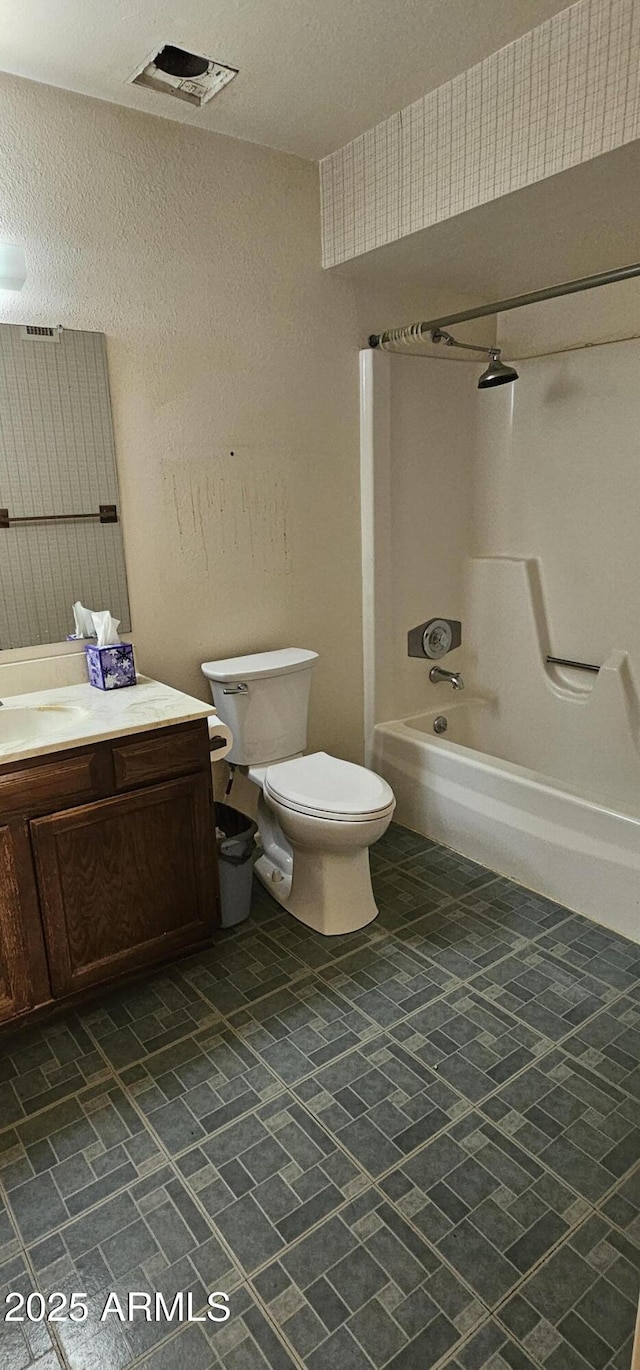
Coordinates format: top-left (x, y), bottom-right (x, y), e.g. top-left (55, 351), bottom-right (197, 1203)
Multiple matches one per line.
top-left (21, 325), bottom-right (61, 342)
top-left (129, 44), bottom-right (238, 108)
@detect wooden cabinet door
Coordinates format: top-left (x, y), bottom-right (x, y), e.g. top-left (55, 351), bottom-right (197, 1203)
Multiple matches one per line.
top-left (0, 823), bottom-right (47, 1021)
top-left (31, 774), bottom-right (218, 996)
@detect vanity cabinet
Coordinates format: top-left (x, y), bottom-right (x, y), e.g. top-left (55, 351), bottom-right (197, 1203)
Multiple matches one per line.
top-left (32, 772), bottom-right (214, 996)
top-left (0, 824), bottom-right (46, 1020)
top-left (0, 719), bottom-right (219, 1025)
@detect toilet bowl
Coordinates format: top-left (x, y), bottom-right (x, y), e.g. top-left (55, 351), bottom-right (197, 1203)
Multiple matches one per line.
top-left (201, 648), bottom-right (396, 935)
top-left (251, 752), bottom-right (395, 934)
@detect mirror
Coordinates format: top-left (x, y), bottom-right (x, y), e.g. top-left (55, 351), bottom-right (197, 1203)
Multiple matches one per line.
top-left (0, 324), bottom-right (130, 649)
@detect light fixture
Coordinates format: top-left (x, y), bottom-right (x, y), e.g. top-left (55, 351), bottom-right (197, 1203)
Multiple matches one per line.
top-left (0, 244), bottom-right (27, 291)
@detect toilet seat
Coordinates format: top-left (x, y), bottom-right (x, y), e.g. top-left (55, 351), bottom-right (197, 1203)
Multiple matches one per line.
top-left (264, 751), bottom-right (395, 823)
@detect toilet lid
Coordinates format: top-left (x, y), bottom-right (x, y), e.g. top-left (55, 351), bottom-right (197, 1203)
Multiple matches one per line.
top-left (264, 751), bottom-right (395, 821)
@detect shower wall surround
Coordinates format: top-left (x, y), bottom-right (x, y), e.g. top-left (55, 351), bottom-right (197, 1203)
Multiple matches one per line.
top-left (362, 318), bottom-right (640, 931)
top-left (322, 0), bottom-right (640, 266)
top-left (361, 351), bottom-right (476, 733)
top-left (363, 328), bottom-right (640, 731)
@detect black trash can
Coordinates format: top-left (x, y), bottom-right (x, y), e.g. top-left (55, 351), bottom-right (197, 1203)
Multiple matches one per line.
top-left (215, 802), bottom-right (258, 927)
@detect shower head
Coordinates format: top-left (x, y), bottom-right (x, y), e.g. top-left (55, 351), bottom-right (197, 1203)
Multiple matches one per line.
top-left (478, 353), bottom-right (519, 388)
top-left (430, 329), bottom-right (518, 388)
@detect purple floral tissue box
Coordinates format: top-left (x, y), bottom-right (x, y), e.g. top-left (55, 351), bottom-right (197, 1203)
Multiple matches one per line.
top-left (85, 642), bottom-right (136, 690)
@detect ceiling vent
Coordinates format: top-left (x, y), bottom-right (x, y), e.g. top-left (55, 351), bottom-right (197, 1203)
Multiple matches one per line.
top-left (21, 325), bottom-right (61, 342)
top-left (130, 44), bottom-right (238, 108)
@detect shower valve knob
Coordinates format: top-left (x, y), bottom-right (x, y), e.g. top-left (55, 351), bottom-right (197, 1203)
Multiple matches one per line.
top-left (407, 618), bottom-right (462, 660)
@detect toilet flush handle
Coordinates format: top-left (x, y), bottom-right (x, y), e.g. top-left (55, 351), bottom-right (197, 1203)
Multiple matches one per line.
top-left (222, 682), bottom-right (248, 695)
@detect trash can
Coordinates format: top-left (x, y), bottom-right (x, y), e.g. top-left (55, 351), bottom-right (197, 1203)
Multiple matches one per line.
top-left (215, 802), bottom-right (258, 928)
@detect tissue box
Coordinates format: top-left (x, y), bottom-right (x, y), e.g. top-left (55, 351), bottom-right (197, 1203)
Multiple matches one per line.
top-left (85, 642), bottom-right (136, 690)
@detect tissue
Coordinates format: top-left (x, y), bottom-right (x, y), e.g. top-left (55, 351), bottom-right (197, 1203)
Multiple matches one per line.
top-left (207, 715), bottom-right (233, 761)
top-left (92, 610), bottom-right (121, 647)
top-left (70, 603), bottom-right (121, 644)
top-left (70, 601), bottom-right (96, 639)
top-left (84, 608), bottom-right (136, 691)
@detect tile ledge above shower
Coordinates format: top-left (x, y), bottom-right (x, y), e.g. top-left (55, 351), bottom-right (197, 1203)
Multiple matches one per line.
top-left (0, 675), bottom-right (216, 766)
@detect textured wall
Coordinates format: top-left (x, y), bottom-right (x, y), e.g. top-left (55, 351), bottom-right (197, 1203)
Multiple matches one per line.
top-left (321, 0), bottom-right (640, 267)
top-left (0, 74), bottom-right (365, 759)
top-left (499, 275), bottom-right (640, 357)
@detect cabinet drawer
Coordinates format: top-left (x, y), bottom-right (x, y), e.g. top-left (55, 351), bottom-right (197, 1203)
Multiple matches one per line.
top-left (112, 724), bottom-right (208, 790)
top-left (0, 752), bottom-right (101, 818)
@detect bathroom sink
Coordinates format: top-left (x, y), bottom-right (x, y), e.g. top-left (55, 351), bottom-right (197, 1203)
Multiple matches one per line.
top-left (0, 704), bottom-right (85, 745)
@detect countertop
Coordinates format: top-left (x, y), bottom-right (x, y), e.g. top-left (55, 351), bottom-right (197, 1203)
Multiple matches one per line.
top-left (0, 675), bottom-right (222, 766)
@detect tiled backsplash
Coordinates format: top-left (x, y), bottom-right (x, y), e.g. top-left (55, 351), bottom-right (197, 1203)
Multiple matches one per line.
top-left (321, 0), bottom-right (640, 267)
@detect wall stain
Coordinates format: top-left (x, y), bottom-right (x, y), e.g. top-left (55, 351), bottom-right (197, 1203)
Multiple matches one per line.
top-left (161, 449), bottom-right (293, 576)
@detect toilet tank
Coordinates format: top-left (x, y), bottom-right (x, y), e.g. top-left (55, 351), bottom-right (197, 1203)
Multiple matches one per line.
top-left (201, 648), bottom-right (318, 765)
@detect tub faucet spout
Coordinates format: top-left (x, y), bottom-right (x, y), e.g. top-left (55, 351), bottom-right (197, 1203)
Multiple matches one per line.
top-left (429, 666), bottom-right (464, 690)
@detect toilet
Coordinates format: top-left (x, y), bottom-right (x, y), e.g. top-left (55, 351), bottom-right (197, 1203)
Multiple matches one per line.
top-left (201, 648), bottom-right (395, 935)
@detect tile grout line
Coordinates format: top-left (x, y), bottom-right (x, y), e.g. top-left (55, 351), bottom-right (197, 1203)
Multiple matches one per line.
top-left (370, 1163), bottom-right (603, 1343)
top-left (0, 1141), bottom-right (635, 1348)
top-left (18, 1015), bottom-right (310, 1370)
top-left (187, 860), bottom-right (517, 1005)
top-left (7, 1088), bottom-right (636, 1370)
top-left (77, 1008), bottom-right (341, 1370)
top-left (167, 992), bottom-right (640, 1327)
top-left (0, 1054), bottom-right (121, 1145)
top-left (263, 1079), bottom-right (633, 1370)
top-left (0, 920), bottom-right (634, 1277)
top-left (286, 1069), bottom-right (608, 1282)
top-left (13, 856), bottom-right (610, 1100)
top-left (489, 1200), bottom-right (638, 1366)
top-left (149, 996), bottom-right (633, 1361)
top-left (121, 1298), bottom-right (309, 1370)
top-left (177, 1072), bottom-right (599, 1370)
top-left (1, 1183), bottom-right (71, 1370)
top-left (7, 1043), bottom-right (636, 1332)
top-left (356, 1019), bottom-right (639, 1210)
top-left (0, 834), bottom-right (637, 1369)
top-left (0, 884), bottom-right (627, 1153)
top-left (209, 947), bottom-right (637, 1181)
top-left (105, 886), bottom-right (632, 1119)
top-left (247, 862), bottom-right (568, 981)
top-left (164, 875), bottom-right (625, 1083)
top-left (0, 931), bottom-right (634, 1268)
top-left (1, 1003), bottom-right (562, 1370)
top-left (0, 1050), bottom-right (162, 1292)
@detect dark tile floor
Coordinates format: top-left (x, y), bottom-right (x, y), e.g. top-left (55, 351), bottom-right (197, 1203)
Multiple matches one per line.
top-left (0, 824), bottom-right (639, 1370)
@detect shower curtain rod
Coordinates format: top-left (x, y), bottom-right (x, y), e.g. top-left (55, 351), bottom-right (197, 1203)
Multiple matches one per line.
top-left (368, 260), bottom-right (640, 350)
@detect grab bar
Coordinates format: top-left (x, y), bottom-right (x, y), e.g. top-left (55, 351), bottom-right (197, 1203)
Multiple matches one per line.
top-left (546, 655), bottom-right (600, 674)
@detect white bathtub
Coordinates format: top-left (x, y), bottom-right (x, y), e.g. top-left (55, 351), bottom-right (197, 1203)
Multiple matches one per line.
top-left (372, 699), bottom-right (640, 943)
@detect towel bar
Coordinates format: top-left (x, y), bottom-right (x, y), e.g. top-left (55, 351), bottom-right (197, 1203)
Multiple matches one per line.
top-left (0, 504), bottom-right (118, 527)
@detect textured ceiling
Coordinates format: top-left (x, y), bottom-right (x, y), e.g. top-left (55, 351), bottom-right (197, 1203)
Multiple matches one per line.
top-left (0, 0), bottom-right (574, 159)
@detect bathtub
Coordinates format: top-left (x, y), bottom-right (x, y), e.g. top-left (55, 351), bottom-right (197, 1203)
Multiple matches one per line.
top-left (371, 699), bottom-right (640, 942)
